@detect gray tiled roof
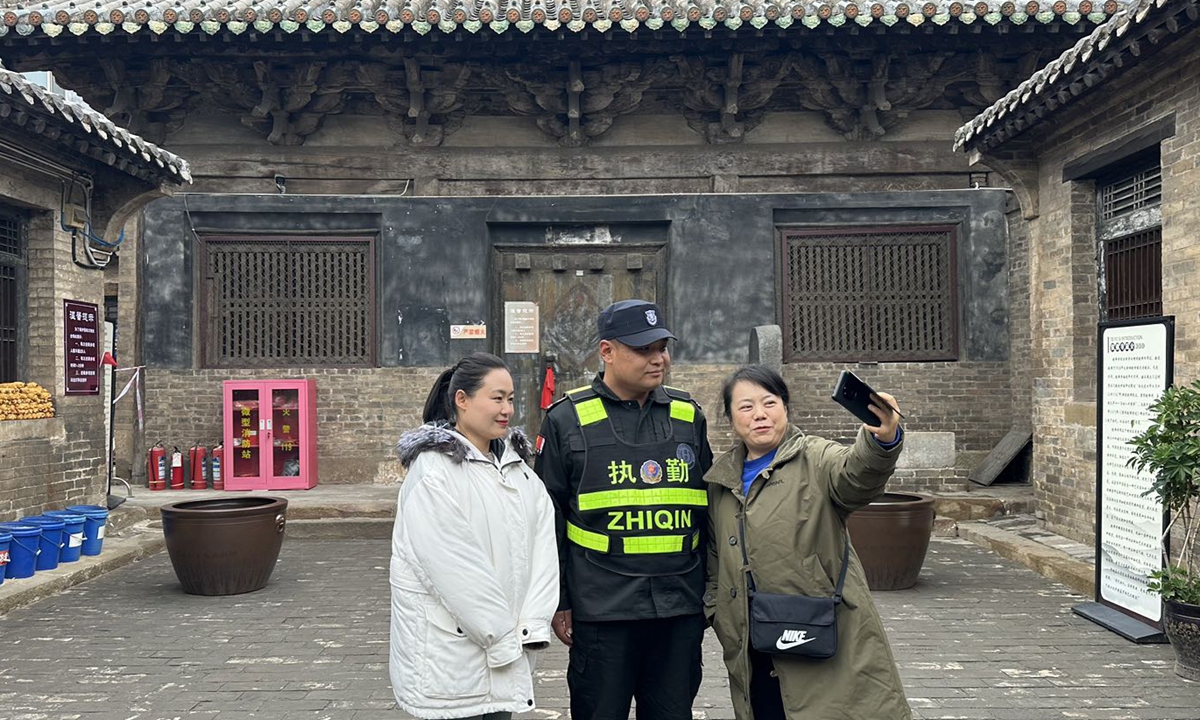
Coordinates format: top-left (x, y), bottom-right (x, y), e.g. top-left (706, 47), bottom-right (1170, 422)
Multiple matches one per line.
top-left (954, 0), bottom-right (1186, 152)
top-left (0, 0), bottom-right (1121, 38)
top-left (0, 62), bottom-right (191, 183)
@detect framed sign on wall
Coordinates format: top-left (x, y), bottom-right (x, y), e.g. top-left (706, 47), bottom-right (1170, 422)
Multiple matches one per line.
top-left (64, 299), bottom-right (100, 396)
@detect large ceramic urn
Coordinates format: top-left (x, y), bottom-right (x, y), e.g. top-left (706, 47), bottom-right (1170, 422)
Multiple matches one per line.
top-left (160, 496), bottom-right (288, 596)
top-left (846, 492), bottom-right (935, 591)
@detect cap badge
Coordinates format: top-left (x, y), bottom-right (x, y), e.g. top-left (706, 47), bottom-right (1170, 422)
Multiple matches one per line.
top-left (645, 310), bottom-right (658, 326)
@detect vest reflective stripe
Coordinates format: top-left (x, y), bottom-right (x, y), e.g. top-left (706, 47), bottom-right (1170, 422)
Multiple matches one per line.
top-left (670, 400), bottom-right (695, 423)
top-left (624, 534), bottom-right (687, 554)
top-left (567, 521), bottom-right (700, 555)
top-left (577, 487), bottom-right (708, 512)
top-left (567, 522), bottom-right (609, 552)
top-left (574, 398), bottom-right (608, 426)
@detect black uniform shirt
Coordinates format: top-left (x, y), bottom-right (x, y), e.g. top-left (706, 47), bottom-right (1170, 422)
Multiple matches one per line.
top-left (534, 374), bottom-right (715, 622)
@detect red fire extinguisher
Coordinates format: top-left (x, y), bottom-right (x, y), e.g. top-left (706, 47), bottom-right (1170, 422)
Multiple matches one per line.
top-left (189, 444), bottom-right (208, 490)
top-left (147, 443), bottom-right (167, 491)
top-left (211, 442), bottom-right (224, 491)
top-left (170, 446), bottom-right (185, 490)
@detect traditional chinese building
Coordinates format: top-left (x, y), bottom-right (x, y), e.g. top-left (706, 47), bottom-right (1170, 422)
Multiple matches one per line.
top-left (0, 61), bottom-right (189, 518)
top-left (956, 0), bottom-right (1200, 543)
top-left (0, 0), bottom-right (1121, 490)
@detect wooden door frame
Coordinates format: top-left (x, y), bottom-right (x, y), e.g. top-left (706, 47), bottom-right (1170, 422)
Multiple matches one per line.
top-left (489, 243), bottom-right (671, 358)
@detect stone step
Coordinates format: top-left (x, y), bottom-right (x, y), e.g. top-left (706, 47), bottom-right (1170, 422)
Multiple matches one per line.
top-left (930, 490), bottom-right (1035, 522)
top-left (956, 521), bottom-right (1094, 597)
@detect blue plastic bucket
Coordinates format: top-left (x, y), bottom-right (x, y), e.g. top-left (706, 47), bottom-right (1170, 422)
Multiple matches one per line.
top-left (66, 505), bottom-right (110, 556)
top-left (44, 510), bottom-right (87, 563)
top-left (20, 516), bottom-right (66, 571)
top-left (0, 523), bottom-right (41, 579)
top-left (0, 528), bottom-right (11, 586)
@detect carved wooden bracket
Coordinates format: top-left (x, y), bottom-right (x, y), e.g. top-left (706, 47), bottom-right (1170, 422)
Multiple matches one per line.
top-left (357, 60), bottom-right (471, 146)
top-left (53, 59), bottom-right (190, 144)
top-left (163, 59), bottom-right (340, 146)
top-left (791, 53), bottom-right (884, 139)
top-left (885, 52), bottom-right (961, 108)
top-left (492, 61), bottom-right (664, 147)
top-left (956, 51), bottom-right (1009, 108)
top-left (237, 61), bottom-right (344, 146)
top-left (792, 50), bottom-right (988, 140)
top-left (672, 53), bottom-right (787, 143)
top-left (39, 46), bottom-right (1038, 150)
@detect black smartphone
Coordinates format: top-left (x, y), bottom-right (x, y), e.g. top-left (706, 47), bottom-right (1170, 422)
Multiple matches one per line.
top-left (831, 370), bottom-right (892, 428)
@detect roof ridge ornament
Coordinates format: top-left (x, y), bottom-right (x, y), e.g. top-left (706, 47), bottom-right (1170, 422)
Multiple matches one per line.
top-left (0, 0), bottom-right (1129, 36)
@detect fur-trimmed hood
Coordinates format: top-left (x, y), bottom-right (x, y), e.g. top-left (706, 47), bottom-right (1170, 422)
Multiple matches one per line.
top-left (396, 423), bottom-right (533, 469)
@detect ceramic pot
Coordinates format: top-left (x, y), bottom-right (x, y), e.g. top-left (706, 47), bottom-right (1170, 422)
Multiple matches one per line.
top-left (846, 492), bottom-right (935, 591)
top-left (1164, 598), bottom-right (1200, 681)
top-left (160, 496), bottom-right (287, 596)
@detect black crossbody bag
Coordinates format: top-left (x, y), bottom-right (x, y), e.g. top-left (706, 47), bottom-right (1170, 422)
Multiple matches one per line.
top-left (738, 513), bottom-right (849, 659)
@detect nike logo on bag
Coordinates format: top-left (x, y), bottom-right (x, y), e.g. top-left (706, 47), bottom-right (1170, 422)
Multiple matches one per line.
top-left (776, 629), bottom-right (818, 650)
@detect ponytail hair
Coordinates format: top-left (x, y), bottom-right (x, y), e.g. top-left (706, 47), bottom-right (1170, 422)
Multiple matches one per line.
top-left (422, 352), bottom-right (509, 424)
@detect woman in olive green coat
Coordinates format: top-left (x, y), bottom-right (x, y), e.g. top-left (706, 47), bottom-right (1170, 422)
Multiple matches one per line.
top-left (704, 366), bottom-right (911, 720)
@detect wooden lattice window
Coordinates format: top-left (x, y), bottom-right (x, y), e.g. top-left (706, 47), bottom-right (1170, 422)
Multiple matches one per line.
top-left (1098, 154), bottom-right (1163, 322)
top-left (0, 212), bottom-right (21, 255)
top-left (201, 237), bottom-right (375, 367)
top-left (781, 227), bottom-right (958, 362)
top-left (1099, 162), bottom-right (1162, 221)
top-left (0, 209), bottom-right (25, 382)
top-left (1103, 229), bottom-right (1162, 321)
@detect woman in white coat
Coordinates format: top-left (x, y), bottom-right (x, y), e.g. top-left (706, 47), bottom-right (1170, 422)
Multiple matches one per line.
top-left (390, 352), bottom-right (559, 720)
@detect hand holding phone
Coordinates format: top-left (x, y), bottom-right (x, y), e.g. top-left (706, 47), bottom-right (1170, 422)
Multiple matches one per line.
top-left (831, 371), bottom-right (903, 442)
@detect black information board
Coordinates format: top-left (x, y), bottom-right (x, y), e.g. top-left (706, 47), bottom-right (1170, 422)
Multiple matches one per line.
top-left (1073, 317), bottom-right (1172, 643)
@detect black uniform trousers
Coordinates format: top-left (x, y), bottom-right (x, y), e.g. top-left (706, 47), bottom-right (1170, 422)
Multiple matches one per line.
top-left (568, 613), bottom-right (705, 720)
top-left (748, 650), bottom-right (787, 720)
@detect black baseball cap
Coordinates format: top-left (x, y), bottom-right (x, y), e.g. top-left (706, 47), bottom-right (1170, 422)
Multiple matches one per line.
top-left (597, 300), bottom-right (676, 347)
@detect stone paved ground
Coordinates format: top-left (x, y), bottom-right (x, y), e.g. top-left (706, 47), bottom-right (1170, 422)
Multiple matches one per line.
top-left (0, 538), bottom-right (1195, 720)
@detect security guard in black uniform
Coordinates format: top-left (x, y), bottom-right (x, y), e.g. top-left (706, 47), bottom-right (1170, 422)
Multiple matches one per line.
top-left (534, 300), bottom-right (714, 720)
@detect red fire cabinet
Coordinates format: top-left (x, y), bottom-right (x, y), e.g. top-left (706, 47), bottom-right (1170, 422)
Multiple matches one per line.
top-left (222, 379), bottom-right (318, 490)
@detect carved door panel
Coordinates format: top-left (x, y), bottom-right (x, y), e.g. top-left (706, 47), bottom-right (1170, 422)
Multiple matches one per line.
top-left (494, 245), bottom-right (666, 439)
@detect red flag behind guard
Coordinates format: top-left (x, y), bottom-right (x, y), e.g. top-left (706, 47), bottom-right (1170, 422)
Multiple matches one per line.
top-left (540, 364), bottom-right (556, 410)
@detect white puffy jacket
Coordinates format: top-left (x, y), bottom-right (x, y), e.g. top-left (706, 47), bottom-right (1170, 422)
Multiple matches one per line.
top-left (389, 424), bottom-right (559, 719)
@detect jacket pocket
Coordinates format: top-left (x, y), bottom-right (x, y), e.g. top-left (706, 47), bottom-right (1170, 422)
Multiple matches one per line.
top-left (420, 601), bottom-right (491, 699)
top-left (798, 555), bottom-right (837, 596)
top-left (800, 553), bottom-right (859, 609)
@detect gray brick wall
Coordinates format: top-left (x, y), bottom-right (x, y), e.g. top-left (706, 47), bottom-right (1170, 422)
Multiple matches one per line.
top-left (142, 360), bottom-right (998, 493)
top-left (1007, 201), bottom-right (1032, 428)
top-left (142, 366), bottom-right (734, 486)
top-left (0, 167), bottom-right (110, 522)
top-left (990, 24), bottom-right (1200, 544)
top-left (141, 367), bottom-right (443, 485)
top-left (676, 361), bottom-right (1008, 493)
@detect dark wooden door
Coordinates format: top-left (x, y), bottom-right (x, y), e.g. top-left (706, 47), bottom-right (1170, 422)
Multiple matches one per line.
top-left (494, 245), bottom-right (666, 439)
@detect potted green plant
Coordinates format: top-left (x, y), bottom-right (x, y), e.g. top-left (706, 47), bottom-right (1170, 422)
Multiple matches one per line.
top-left (1127, 379), bottom-right (1200, 681)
